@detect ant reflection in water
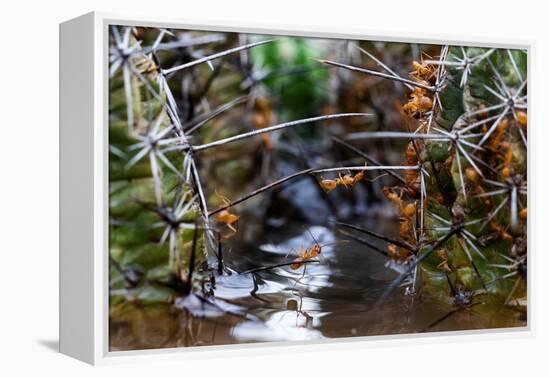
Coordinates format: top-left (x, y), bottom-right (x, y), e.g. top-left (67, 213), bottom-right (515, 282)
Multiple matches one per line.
top-left (286, 297), bottom-right (314, 328)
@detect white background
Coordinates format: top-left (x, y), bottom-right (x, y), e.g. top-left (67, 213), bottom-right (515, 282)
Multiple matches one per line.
top-left (1, 0), bottom-right (548, 375)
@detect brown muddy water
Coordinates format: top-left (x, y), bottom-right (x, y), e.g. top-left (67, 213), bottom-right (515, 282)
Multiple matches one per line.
top-left (109, 219), bottom-right (526, 351)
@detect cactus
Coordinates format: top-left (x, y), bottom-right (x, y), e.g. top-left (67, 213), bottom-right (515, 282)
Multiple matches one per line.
top-left (107, 27), bottom-right (365, 311)
top-left (108, 28), bottom-right (205, 306)
top-left (323, 46), bottom-right (528, 314)
top-left (415, 47), bottom-right (528, 307)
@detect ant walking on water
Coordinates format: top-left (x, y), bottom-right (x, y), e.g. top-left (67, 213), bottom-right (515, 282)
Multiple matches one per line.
top-left (287, 228), bottom-right (347, 288)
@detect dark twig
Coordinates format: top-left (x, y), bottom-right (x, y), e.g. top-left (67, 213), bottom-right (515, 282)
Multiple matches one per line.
top-left (184, 223), bottom-right (199, 295)
top-left (332, 136), bottom-right (405, 184)
top-left (216, 231), bottom-right (224, 274)
top-left (420, 302), bottom-right (482, 332)
top-left (421, 308), bottom-right (460, 332)
top-left (337, 229), bottom-right (389, 258)
top-left (335, 221), bottom-right (415, 251)
top-left (208, 168), bottom-right (314, 216)
top-left (375, 227), bottom-right (460, 307)
top-left (242, 260), bottom-right (320, 274)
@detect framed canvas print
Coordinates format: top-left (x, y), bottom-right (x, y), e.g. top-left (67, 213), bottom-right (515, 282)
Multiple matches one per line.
top-left (59, 12), bottom-right (531, 365)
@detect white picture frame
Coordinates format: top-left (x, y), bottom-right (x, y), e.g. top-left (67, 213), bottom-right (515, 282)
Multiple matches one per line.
top-left (59, 11), bottom-right (534, 365)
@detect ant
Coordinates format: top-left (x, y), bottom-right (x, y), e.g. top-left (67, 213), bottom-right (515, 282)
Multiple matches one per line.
top-left (499, 141), bottom-right (514, 179)
top-left (487, 118), bottom-right (509, 152)
top-left (135, 50), bottom-right (163, 81)
top-left (402, 87), bottom-right (433, 118)
top-left (409, 58), bottom-right (437, 83)
top-left (520, 208), bottom-right (527, 221)
top-left (289, 229), bottom-right (328, 270)
top-left (338, 169), bottom-right (366, 188)
top-left (290, 242), bottom-right (322, 271)
top-left (214, 191), bottom-right (240, 236)
top-left (352, 170), bottom-right (365, 184)
top-left (435, 249), bottom-right (452, 273)
top-left (387, 243), bottom-right (414, 261)
top-left (383, 188), bottom-right (416, 230)
top-left (465, 167), bottom-right (493, 209)
top-left (403, 58), bottom-right (436, 118)
top-left (337, 172), bottom-right (356, 188)
top-left (288, 229), bottom-right (346, 286)
top-left (251, 97), bottom-right (274, 150)
top-left (319, 177), bottom-right (338, 192)
top-left (464, 167), bottom-right (480, 185)
top-left (403, 141), bottom-right (421, 196)
top-left (516, 111), bottom-right (527, 128)
top-left (317, 167), bottom-right (365, 192)
top-left (286, 297), bottom-right (313, 328)
top-left (489, 221), bottom-right (513, 242)
top-left (383, 187), bottom-right (416, 259)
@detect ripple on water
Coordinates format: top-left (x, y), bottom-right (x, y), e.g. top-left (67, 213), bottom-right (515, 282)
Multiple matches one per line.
top-left (110, 221), bottom-right (526, 350)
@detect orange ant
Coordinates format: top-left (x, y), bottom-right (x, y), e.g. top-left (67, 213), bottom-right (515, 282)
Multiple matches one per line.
top-left (465, 167), bottom-right (480, 185)
top-left (319, 177), bottom-right (338, 192)
top-left (409, 58), bottom-right (437, 83)
top-left (411, 61), bottom-right (432, 79)
top-left (317, 167), bottom-right (365, 192)
top-left (516, 111), bottom-right (527, 128)
top-left (251, 97), bottom-right (274, 150)
top-left (465, 167), bottom-right (492, 209)
top-left (340, 169), bottom-right (366, 187)
top-left (383, 187), bottom-right (416, 258)
top-left (490, 221), bottom-right (513, 242)
top-left (435, 249), bottom-right (452, 273)
top-left (403, 141), bottom-right (421, 196)
top-left (288, 229), bottom-right (329, 271)
top-left (288, 229), bottom-right (346, 285)
top-left (290, 243), bottom-right (322, 270)
top-left (403, 57), bottom-right (436, 117)
top-left (214, 191), bottom-right (240, 236)
top-left (499, 141), bottom-right (514, 179)
top-left (337, 172), bottom-right (356, 188)
top-left (487, 118), bottom-right (509, 152)
top-left (387, 243), bottom-right (413, 261)
top-left (383, 187), bottom-right (416, 218)
top-left (352, 170), bottom-right (365, 184)
top-left (520, 208), bottom-right (527, 221)
top-left (403, 87), bottom-right (433, 117)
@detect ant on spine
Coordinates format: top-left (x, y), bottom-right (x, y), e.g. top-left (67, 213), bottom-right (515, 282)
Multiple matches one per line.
top-left (383, 187), bottom-right (416, 260)
top-left (317, 164), bottom-right (366, 192)
top-left (214, 191), bottom-right (240, 237)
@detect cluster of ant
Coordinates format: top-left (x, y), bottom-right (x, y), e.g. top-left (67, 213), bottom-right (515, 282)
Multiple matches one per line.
top-left (402, 60), bottom-right (437, 118)
top-left (390, 51), bottom-right (527, 312)
top-left (318, 170), bottom-right (365, 192)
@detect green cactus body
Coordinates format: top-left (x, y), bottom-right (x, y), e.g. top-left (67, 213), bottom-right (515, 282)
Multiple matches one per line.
top-left (404, 47), bottom-right (527, 306)
top-left (109, 35), bottom-right (202, 310)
